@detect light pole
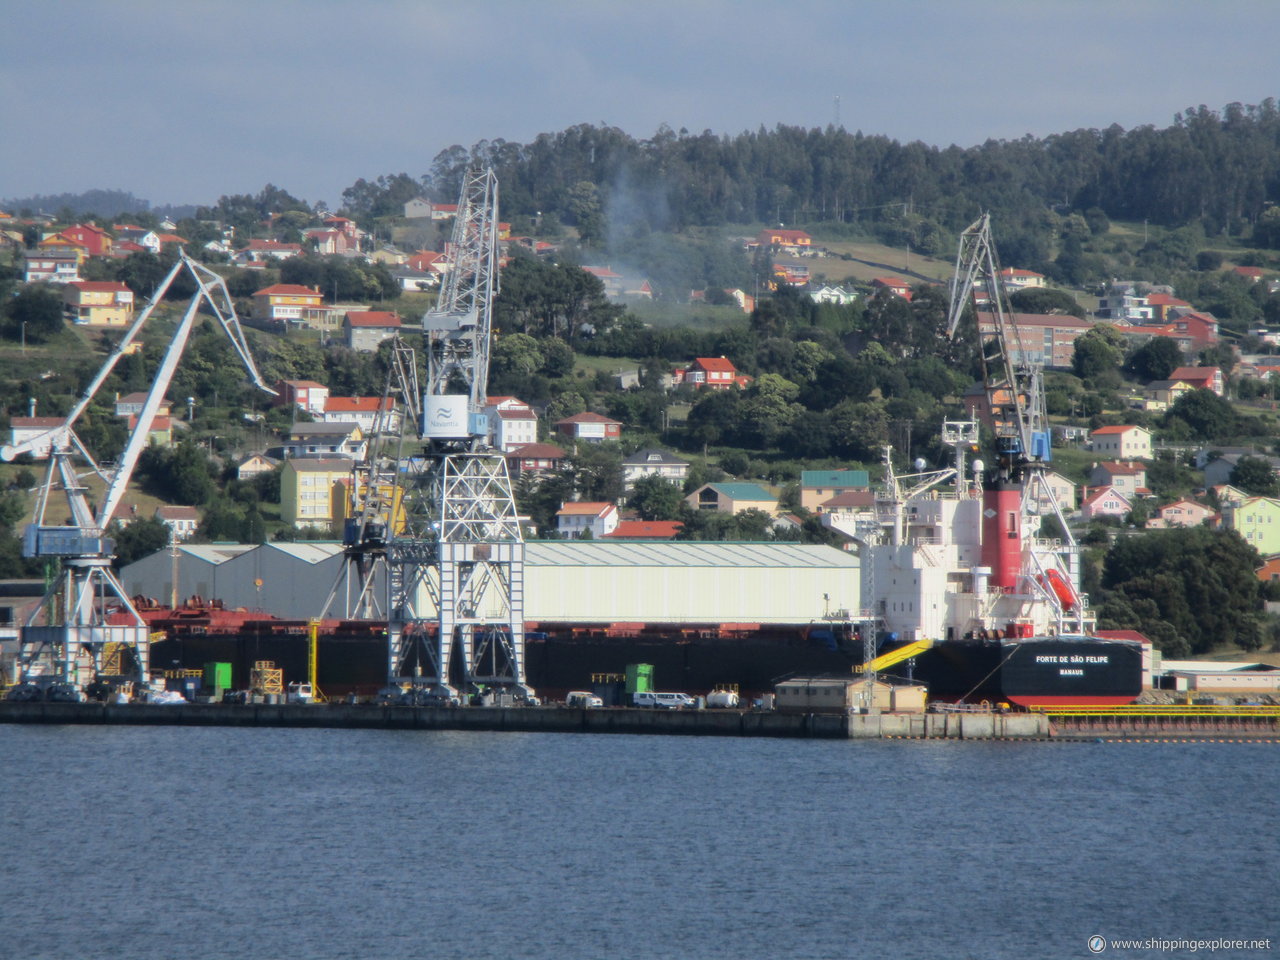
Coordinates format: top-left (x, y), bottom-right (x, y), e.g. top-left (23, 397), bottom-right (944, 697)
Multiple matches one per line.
top-left (21, 320), bottom-right (27, 354)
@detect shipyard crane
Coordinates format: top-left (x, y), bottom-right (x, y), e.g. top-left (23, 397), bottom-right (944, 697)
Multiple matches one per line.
top-left (3, 252), bottom-right (275, 698)
top-left (319, 336), bottom-right (420, 620)
top-left (386, 167), bottom-right (533, 702)
top-left (947, 214), bottom-right (1087, 633)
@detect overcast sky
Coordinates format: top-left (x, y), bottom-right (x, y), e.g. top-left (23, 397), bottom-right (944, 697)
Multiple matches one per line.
top-left (2, 0), bottom-right (1277, 210)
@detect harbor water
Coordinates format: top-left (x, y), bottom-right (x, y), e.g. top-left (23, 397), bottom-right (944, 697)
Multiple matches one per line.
top-left (1, 727), bottom-right (1275, 959)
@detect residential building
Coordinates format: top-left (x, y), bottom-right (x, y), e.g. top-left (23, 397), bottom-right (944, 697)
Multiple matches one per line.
top-left (621, 448), bottom-right (690, 492)
top-left (1088, 462), bottom-right (1147, 498)
top-left (1232, 266), bottom-right (1265, 283)
top-left (251, 283), bottom-right (331, 328)
top-left (1218, 497), bottom-right (1280, 555)
top-left (1096, 284), bottom-right (1153, 322)
top-left (60, 223), bottom-right (113, 257)
top-left (236, 453), bottom-right (280, 481)
top-left (998, 267), bottom-right (1045, 289)
top-left (800, 470), bottom-right (870, 512)
top-left (8, 416), bottom-right (65, 459)
top-left (1168, 366), bottom-right (1224, 396)
top-left (1080, 486), bottom-right (1132, 522)
top-left (242, 239), bottom-right (303, 262)
top-left (389, 267), bottom-right (437, 292)
top-left (280, 458), bottom-right (351, 529)
top-left (23, 249), bottom-right (81, 284)
top-left (154, 505), bottom-right (200, 541)
top-left (871, 277), bottom-right (912, 300)
top-left (605, 520), bottom-right (683, 540)
top-left (343, 311), bottom-right (402, 352)
top-left (1141, 378), bottom-right (1196, 411)
top-left (274, 380), bottom-right (330, 416)
top-left (63, 281), bottom-right (135, 326)
top-left (556, 501), bottom-right (619, 539)
top-left (127, 414), bottom-right (173, 448)
top-left (807, 284), bottom-right (858, 305)
top-left (114, 393), bottom-right (172, 418)
top-left (283, 422), bottom-right (366, 460)
top-left (1202, 453), bottom-right (1280, 489)
top-left (755, 228), bottom-right (813, 252)
top-left (1145, 292), bottom-right (1192, 322)
top-left (1090, 425), bottom-right (1152, 460)
top-left (1146, 499), bottom-right (1214, 530)
top-left (976, 312), bottom-right (1095, 369)
top-left (403, 197), bottom-right (434, 219)
top-left (483, 397), bottom-right (539, 452)
top-left (1030, 471), bottom-right (1079, 514)
top-left (505, 442), bottom-right (567, 477)
top-left (671, 356), bottom-right (752, 390)
top-left (555, 411), bottom-right (622, 443)
top-left (321, 397), bottom-right (400, 434)
top-left (684, 482), bottom-right (778, 516)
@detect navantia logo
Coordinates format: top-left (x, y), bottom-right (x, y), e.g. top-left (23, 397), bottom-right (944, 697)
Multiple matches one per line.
top-left (431, 407), bottom-right (455, 423)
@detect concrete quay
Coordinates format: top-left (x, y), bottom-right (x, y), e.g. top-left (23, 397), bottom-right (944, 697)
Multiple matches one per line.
top-left (0, 701), bottom-right (1053, 739)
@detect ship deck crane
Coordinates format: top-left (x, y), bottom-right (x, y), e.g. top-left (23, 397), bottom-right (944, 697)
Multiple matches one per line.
top-left (947, 214), bottom-right (1088, 633)
top-left (320, 336), bottom-right (421, 621)
top-left (3, 252), bottom-right (275, 697)
top-left (387, 168), bottom-right (533, 702)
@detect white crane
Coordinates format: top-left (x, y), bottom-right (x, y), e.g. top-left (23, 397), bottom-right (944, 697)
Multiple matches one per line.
top-left (386, 168), bottom-right (533, 702)
top-left (4, 252), bottom-right (275, 698)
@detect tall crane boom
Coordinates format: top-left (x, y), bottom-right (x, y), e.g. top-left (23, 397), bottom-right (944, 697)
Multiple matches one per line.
top-left (7, 252), bottom-right (275, 697)
top-left (421, 166), bottom-right (501, 447)
top-left (946, 213), bottom-right (1050, 480)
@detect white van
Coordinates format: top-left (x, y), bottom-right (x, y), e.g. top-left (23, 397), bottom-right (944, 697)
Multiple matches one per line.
top-left (566, 691), bottom-right (603, 708)
top-left (632, 691), bottom-right (697, 710)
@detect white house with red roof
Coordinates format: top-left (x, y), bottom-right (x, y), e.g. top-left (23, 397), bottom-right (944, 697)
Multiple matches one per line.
top-left (483, 397), bottom-right (539, 452)
top-left (1088, 462), bottom-right (1148, 498)
top-left (671, 357), bottom-right (751, 390)
top-left (321, 396), bottom-right (400, 434)
top-left (343, 311), bottom-right (402, 351)
top-left (998, 267), bottom-right (1045, 289)
top-left (555, 411), bottom-right (622, 443)
top-left (242, 239), bottom-right (303, 262)
top-left (403, 199), bottom-right (458, 221)
top-left (1146, 499), bottom-right (1214, 530)
top-left (274, 379), bottom-right (329, 416)
top-left (1080, 486), bottom-right (1132, 522)
top-left (556, 501), bottom-right (619, 539)
top-left (1232, 266), bottom-right (1265, 283)
top-left (1090, 425), bottom-right (1152, 460)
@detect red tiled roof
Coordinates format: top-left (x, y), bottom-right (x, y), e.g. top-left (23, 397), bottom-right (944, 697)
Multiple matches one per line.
top-left (345, 311), bottom-right (401, 327)
top-left (556, 501), bottom-right (616, 517)
top-left (253, 284), bottom-right (322, 297)
top-left (1091, 425), bottom-right (1141, 435)
top-left (692, 357), bottom-right (737, 373)
top-left (1096, 461), bottom-right (1144, 476)
top-left (506, 442), bottom-right (566, 459)
top-left (67, 281), bottom-right (130, 292)
top-left (555, 411), bottom-right (621, 425)
top-left (324, 397), bottom-right (394, 413)
top-left (606, 520), bottom-right (683, 539)
top-left (11, 417), bottom-right (64, 428)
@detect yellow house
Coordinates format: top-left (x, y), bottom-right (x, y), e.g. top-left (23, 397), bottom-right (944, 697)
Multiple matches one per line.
top-left (281, 458), bottom-right (352, 529)
top-left (1143, 378), bottom-right (1195, 411)
top-left (251, 283), bottom-right (331, 328)
top-left (64, 281), bottom-right (135, 326)
top-left (684, 482), bottom-right (779, 516)
top-left (1218, 496), bottom-right (1280, 555)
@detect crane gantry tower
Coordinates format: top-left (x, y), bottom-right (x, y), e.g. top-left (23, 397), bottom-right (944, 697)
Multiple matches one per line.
top-left (386, 167), bottom-right (533, 700)
top-left (2, 253), bottom-right (275, 697)
top-left (946, 213), bottom-right (1087, 634)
